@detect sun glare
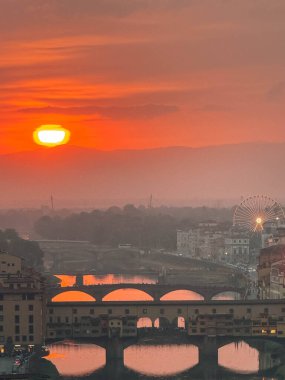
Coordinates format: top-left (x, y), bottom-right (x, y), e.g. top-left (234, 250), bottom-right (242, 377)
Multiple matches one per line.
top-left (33, 125), bottom-right (70, 147)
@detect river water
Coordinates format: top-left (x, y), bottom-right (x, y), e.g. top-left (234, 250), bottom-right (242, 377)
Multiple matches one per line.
top-left (41, 274), bottom-right (285, 379)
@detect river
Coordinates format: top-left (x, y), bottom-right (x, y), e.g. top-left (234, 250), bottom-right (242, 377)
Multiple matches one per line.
top-left (40, 274), bottom-right (285, 379)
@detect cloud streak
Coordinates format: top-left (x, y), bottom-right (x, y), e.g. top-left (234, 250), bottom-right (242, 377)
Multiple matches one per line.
top-left (19, 104), bottom-right (179, 120)
top-left (1, 0), bottom-right (285, 153)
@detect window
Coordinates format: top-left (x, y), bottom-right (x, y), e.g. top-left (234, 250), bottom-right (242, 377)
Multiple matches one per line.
top-left (247, 308), bottom-right (251, 313)
top-left (177, 308), bottom-right (182, 315)
top-left (160, 308), bottom-right (164, 315)
top-left (282, 307), bottom-right (285, 313)
top-left (0, 326), bottom-right (3, 332)
top-left (29, 336), bottom-right (34, 342)
top-left (0, 305), bottom-right (3, 312)
top-left (28, 305), bottom-right (34, 312)
top-left (72, 309), bottom-right (77, 314)
top-left (22, 336), bottom-right (27, 342)
top-left (49, 309), bottom-right (54, 314)
top-left (212, 308), bottom-right (216, 314)
top-left (15, 315), bottom-right (20, 324)
top-left (29, 326), bottom-right (34, 334)
top-left (74, 317), bottom-right (78, 323)
top-left (143, 309), bottom-right (147, 314)
top-left (15, 336), bottom-right (20, 342)
top-left (27, 294), bottom-right (34, 300)
top-left (49, 317), bottom-right (53, 323)
top-left (108, 309), bottom-right (112, 315)
top-left (229, 309), bottom-right (234, 314)
top-left (264, 308), bottom-right (269, 314)
top-left (90, 309), bottom-right (94, 315)
top-left (15, 326), bottom-right (20, 334)
top-left (57, 317), bottom-right (61, 323)
top-left (14, 305), bottom-right (20, 312)
top-left (65, 317), bottom-right (69, 323)
top-left (125, 309), bottom-right (130, 315)
top-left (195, 309), bottom-right (199, 314)
top-left (29, 316), bottom-right (33, 324)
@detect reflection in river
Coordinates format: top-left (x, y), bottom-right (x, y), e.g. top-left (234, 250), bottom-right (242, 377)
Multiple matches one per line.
top-left (219, 341), bottom-right (259, 373)
top-left (124, 344), bottom-right (199, 376)
top-left (45, 341), bottom-right (105, 376)
top-left (55, 274), bottom-right (157, 287)
top-left (44, 340), bottom-right (282, 379)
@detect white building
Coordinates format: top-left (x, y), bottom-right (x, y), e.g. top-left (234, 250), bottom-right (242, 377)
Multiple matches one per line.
top-left (177, 226), bottom-right (227, 260)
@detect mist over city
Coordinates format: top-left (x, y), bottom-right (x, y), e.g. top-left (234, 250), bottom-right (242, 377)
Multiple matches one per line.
top-left (1, 1), bottom-right (285, 379)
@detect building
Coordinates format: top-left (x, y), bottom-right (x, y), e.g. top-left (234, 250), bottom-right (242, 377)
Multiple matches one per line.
top-left (0, 251), bottom-right (45, 353)
top-left (257, 245), bottom-right (285, 299)
top-left (270, 260), bottom-right (285, 299)
top-left (224, 235), bottom-right (250, 264)
top-left (46, 304), bottom-right (137, 341)
top-left (177, 224), bottom-right (228, 260)
top-left (188, 312), bottom-right (285, 339)
top-left (262, 223), bottom-right (285, 248)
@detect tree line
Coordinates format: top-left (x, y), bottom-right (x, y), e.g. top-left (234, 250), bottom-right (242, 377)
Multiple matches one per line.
top-left (0, 229), bottom-right (44, 268)
top-left (34, 205), bottom-right (232, 249)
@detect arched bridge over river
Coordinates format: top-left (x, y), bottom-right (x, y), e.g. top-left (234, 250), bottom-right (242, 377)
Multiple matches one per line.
top-left (47, 283), bottom-right (246, 302)
top-left (43, 336), bottom-right (285, 380)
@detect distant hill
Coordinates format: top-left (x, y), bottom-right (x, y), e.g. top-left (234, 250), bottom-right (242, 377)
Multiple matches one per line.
top-left (0, 143), bottom-right (284, 207)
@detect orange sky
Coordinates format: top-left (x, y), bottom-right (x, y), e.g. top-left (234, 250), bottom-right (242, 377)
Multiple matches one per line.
top-left (1, 1), bottom-right (285, 154)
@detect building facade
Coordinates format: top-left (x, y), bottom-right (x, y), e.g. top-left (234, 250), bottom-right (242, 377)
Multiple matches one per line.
top-left (0, 252), bottom-right (45, 353)
top-left (177, 225), bottom-right (228, 260)
top-left (257, 245), bottom-right (285, 299)
top-left (224, 236), bottom-right (250, 264)
top-left (270, 260), bottom-right (285, 299)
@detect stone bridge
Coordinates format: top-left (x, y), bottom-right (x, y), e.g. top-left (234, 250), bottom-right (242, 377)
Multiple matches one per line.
top-left (42, 336), bottom-right (285, 380)
top-left (47, 283), bottom-right (245, 302)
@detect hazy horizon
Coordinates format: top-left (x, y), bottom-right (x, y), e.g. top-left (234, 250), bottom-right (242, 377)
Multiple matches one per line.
top-left (0, 141), bottom-right (285, 208)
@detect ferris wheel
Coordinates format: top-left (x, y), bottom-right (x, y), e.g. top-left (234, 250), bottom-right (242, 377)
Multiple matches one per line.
top-left (233, 195), bottom-right (285, 232)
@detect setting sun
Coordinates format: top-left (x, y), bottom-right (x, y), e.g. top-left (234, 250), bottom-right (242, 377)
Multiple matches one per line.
top-left (33, 125), bottom-right (70, 147)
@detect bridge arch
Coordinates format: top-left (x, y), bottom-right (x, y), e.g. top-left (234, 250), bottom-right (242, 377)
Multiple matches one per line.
top-left (124, 344), bottom-right (199, 377)
top-left (218, 341), bottom-right (259, 374)
top-left (52, 291), bottom-right (96, 302)
top-left (154, 316), bottom-right (172, 328)
top-left (137, 317), bottom-right (153, 328)
top-left (211, 291), bottom-right (241, 300)
top-left (160, 289), bottom-right (204, 301)
top-left (102, 288), bottom-right (154, 301)
top-left (172, 316), bottom-right (186, 329)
